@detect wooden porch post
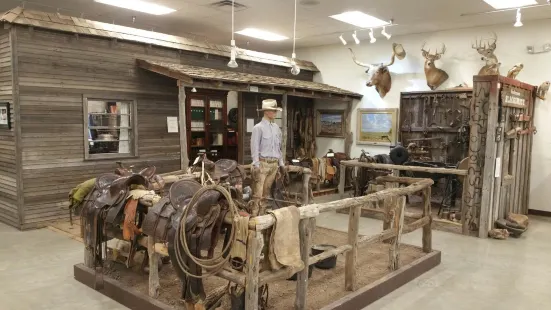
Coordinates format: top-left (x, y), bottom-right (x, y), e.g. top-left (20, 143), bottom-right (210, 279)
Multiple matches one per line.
top-left (281, 94), bottom-right (288, 164)
top-left (344, 100), bottom-right (353, 157)
top-left (178, 81), bottom-right (189, 171)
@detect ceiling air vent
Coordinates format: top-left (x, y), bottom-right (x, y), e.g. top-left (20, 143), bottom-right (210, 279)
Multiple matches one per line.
top-left (208, 0), bottom-right (248, 12)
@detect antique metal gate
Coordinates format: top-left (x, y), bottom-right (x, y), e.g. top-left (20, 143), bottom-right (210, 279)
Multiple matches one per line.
top-left (465, 76), bottom-right (536, 238)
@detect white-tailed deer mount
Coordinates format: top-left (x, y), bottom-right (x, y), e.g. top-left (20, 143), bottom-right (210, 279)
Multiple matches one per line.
top-left (348, 43), bottom-right (406, 98)
top-left (421, 43), bottom-right (449, 90)
top-left (537, 81), bottom-right (550, 100)
top-left (472, 32), bottom-right (500, 76)
top-left (507, 63), bottom-right (524, 79)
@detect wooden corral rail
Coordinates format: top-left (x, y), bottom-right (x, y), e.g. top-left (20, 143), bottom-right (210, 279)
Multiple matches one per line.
top-left (338, 160), bottom-right (470, 235)
top-left (240, 175), bottom-right (433, 309)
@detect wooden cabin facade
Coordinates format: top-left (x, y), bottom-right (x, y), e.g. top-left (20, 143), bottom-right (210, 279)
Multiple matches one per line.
top-left (0, 7), bottom-right (361, 230)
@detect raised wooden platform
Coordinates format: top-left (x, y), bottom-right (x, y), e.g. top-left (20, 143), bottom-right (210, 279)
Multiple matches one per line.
top-left (73, 250), bottom-right (441, 310)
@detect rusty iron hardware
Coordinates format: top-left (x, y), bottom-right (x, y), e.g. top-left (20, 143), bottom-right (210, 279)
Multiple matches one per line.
top-left (495, 127), bottom-right (503, 142)
top-left (510, 113), bottom-right (531, 122)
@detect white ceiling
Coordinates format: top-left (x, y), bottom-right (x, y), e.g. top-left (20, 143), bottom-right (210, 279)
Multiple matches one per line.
top-left (2, 0), bottom-right (551, 53)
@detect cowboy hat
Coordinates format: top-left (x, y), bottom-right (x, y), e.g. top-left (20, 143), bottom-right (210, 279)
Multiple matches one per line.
top-left (257, 99), bottom-right (282, 112)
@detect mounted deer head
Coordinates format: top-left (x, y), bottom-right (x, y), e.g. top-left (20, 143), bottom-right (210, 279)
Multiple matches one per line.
top-left (348, 43), bottom-right (406, 98)
top-left (472, 31), bottom-right (500, 75)
top-left (421, 43), bottom-right (449, 90)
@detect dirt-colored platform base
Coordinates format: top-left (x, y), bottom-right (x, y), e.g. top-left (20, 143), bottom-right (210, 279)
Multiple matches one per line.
top-left (73, 227), bottom-right (441, 310)
top-left (74, 251), bottom-right (440, 310)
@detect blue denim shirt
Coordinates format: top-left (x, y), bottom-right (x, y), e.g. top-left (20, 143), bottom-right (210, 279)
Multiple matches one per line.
top-left (251, 118), bottom-right (284, 167)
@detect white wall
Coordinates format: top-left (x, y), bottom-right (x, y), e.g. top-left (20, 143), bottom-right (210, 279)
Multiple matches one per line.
top-left (296, 20), bottom-right (551, 211)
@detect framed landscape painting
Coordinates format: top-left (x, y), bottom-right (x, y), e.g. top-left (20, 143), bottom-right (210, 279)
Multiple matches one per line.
top-left (316, 109), bottom-right (345, 138)
top-left (357, 108), bottom-right (398, 145)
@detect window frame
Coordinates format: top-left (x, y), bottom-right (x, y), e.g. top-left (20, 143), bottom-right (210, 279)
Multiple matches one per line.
top-left (83, 95), bottom-right (139, 161)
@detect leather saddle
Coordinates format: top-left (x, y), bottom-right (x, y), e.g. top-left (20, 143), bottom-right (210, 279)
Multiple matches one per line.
top-left (163, 179), bottom-right (230, 304)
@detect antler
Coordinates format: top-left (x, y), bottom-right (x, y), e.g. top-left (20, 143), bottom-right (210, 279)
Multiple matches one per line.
top-left (436, 43), bottom-right (446, 56)
top-left (490, 31), bottom-right (497, 45)
top-left (384, 52), bottom-right (396, 67)
top-left (421, 42), bottom-right (430, 57)
top-left (348, 48), bottom-right (373, 68)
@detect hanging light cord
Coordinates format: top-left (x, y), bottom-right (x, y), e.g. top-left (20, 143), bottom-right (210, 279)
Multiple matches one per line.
top-left (292, 0), bottom-right (297, 56)
top-left (231, 0), bottom-right (235, 42)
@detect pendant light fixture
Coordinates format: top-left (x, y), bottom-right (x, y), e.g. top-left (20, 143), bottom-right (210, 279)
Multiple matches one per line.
top-left (227, 0), bottom-right (238, 68)
top-left (514, 8), bottom-right (523, 27)
top-left (290, 0), bottom-right (300, 75)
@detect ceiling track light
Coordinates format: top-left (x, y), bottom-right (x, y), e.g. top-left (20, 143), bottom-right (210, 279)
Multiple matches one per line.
top-left (339, 34), bottom-right (347, 45)
top-left (461, 0), bottom-right (550, 16)
top-left (352, 30), bottom-right (360, 44)
top-left (227, 0), bottom-right (238, 68)
top-left (514, 8), bottom-right (523, 27)
top-left (381, 26), bottom-right (391, 39)
top-left (290, 0), bottom-right (300, 75)
top-left (369, 28), bottom-right (376, 44)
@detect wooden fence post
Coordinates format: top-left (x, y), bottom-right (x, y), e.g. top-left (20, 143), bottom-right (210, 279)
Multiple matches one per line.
top-left (245, 230), bottom-right (263, 310)
top-left (339, 164), bottom-right (346, 199)
top-left (302, 169), bottom-right (311, 205)
top-left (422, 187), bottom-right (433, 253)
top-left (389, 196), bottom-right (406, 271)
top-left (295, 218), bottom-right (313, 309)
top-left (148, 236), bottom-right (160, 298)
top-left (345, 205), bottom-right (361, 291)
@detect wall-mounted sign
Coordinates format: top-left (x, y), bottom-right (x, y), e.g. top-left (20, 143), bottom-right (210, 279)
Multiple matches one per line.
top-left (167, 116), bottom-right (178, 133)
top-left (502, 86), bottom-right (528, 109)
top-left (249, 86), bottom-right (259, 92)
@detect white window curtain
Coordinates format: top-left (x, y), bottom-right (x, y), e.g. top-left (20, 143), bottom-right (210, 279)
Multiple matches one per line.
top-left (118, 102), bottom-right (130, 154)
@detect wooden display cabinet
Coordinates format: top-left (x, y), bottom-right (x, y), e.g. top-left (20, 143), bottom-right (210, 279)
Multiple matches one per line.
top-left (186, 89), bottom-right (237, 161)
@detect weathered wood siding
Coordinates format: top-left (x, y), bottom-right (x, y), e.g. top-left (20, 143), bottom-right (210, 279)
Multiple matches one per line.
top-left (15, 27), bottom-right (180, 229)
top-left (0, 28), bottom-right (18, 228)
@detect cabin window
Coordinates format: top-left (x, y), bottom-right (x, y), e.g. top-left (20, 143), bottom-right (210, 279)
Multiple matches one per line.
top-left (84, 97), bottom-right (137, 160)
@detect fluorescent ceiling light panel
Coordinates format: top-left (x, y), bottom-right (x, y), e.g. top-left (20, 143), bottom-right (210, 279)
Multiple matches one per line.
top-left (483, 0), bottom-right (537, 9)
top-left (94, 0), bottom-right (176, 15)
top-left (329, 11), bottom-right (390, 28)
top-left (235, 28), bottom-right (288, 41)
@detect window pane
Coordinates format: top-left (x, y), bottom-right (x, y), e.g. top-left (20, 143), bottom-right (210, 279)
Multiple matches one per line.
top-left (87, 100), bottom-right (133, 156)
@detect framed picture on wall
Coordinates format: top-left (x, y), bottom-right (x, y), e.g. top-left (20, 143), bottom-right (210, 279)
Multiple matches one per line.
top-left (0, 102), bottom-right (10, 129)
top-left (316, 109), bottom-right (345, 138)
top-left (356, 108), bottom-right (398, 145)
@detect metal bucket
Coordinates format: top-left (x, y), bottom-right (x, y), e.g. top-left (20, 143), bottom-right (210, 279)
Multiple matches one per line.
top-left (312, 244), bottom-right (337, 269)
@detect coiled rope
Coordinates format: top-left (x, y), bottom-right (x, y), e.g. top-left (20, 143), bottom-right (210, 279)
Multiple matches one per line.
top-left (173, 184), bottom-right (238, 278)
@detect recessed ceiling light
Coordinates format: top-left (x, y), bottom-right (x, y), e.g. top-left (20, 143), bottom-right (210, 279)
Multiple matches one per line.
top-left (94, 0), bottom-right (176, 15)
top-left (483, 0), bottom-right (537, 9)
top-left (329, 11), bottom-right (390, 28)
top-left (235, 28), bottom-right (288, 41)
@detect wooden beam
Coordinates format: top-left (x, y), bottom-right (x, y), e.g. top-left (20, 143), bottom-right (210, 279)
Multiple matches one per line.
top-left (345, 204), bottom-right (361, 291)
top-left (178, 84), bottom-right (189, 171)
top-left (10, 26), bottom-right (24, 228)
top-left (136, 59), bottom-right (194, 85)
top-left (422, 188), bottom-right (432, 253)
top-left (281, 94), bottom-right (288, 164)
top-left (245, 230), bottom-right (263, 310)
top-left (338, 164), bottom-right (346, 199)
top-left (341, 160), bottom-right (467, 176)
top-left (148, 236), bottom-right (160, 298)
top-left (295, 218), bottom-right (313, 309)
